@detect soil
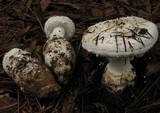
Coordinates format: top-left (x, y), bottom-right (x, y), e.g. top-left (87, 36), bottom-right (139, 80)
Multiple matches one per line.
top-left (0, 0), bottom-right (160, 113)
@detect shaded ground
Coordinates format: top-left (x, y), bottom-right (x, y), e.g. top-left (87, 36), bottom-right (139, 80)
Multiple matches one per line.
top-left (0, 0), bottom-right (160, 113)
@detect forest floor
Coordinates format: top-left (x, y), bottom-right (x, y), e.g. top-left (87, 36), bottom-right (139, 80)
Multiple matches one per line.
top-left (0, 0), bottom-right (160, 113)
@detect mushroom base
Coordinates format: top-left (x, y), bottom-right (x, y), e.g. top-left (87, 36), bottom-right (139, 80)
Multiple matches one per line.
top-left (102, 58), bottom-right (136, 93)
top-left (43, 38), bottom-right (76, 84)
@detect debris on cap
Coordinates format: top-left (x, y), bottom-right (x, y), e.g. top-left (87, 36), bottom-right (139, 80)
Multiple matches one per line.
top-left (82, 16), bottom-right (158, 58)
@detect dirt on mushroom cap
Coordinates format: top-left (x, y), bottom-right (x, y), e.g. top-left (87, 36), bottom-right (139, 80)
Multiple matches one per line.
top-left (82, 16), bottom-right (158, 58)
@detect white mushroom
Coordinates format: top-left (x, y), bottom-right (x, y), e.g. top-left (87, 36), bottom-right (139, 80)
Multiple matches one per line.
top-left (44, 16), bottom-right (75, 40)
top-left (82, 16), bottom-right (158, 93)
top-left (43, 38), bottom-right (76, 84)
top-left (2, 48), bottom-right (61, 98)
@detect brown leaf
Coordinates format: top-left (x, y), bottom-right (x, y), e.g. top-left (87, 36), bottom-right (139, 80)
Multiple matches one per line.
top-left (61, 92), bottom-right (77, 113)
top-left (15, 25), bottom-right (31, 38)
top-left (118, 7), bottom-right (125, 16)
top-left (54, 2), bottom-right (81, 10)
top-left (0, 41), bottom-right (20, 57)
top-left (138, 10), bottom-right (151, 19)
top-left (25, 0), bottom-right (33, 13)
top-left (19, 0), bottom-right (27, 10)
top-left (146, 61), bottom-right (160, 76)
top-left (40, 0), bottom-right (51, 11)
top-left (152, 2), bottom-right (160, 14)
top-left (119, 0), bottom-right (129, 4)
top-left (141, 0), bottom-right (151, 13)
top-left (0, 93), bottom-right (17, 113)
top-left (0, 64), bottom-right (4, 75)
top-left (91, 7), bottom-right (103, 18)
top-left (104, 7), bottom-right (118, 18)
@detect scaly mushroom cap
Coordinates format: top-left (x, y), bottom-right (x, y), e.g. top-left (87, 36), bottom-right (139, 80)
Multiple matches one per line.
top-left (82, 16), bottom-right (158, 58)
top-left (43, 38), bottom-right (76, 84)
top-left (44, 16), bottom-right (75, 40)
top-left (2, 48), bottom-right (61, 98)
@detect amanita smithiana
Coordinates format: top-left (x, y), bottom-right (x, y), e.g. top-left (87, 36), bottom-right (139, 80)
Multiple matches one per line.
top-left (82, 16), bottom-right (158, 93)
top-left (2, 48), bottom-right (61, 98)
top-left (2, 16), bottom-right (76, 98)
top-left (43, 16), bottom-right (76, 84)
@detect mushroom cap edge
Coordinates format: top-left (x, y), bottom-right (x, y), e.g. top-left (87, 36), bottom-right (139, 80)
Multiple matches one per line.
top-left (44, 16), bottom-right (75, 40)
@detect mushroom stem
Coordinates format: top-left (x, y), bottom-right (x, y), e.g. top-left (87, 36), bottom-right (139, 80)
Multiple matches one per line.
top-left (49, 26), bottom-right (65, 39)
top-left (107, 58), bottom-right (132, 75)
top-left (102, 58), bottom-right (135, 92)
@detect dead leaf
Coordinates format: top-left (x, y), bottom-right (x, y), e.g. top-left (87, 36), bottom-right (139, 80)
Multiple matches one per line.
top-left (0, 64), bottom-right (5, 75)
top-left (61, 92), bottom-right (77, 113)
top-left (0, 90), bottom-right (8, 99)
top-left (146, 61), bottom-right (160, 76)
top-left (0, 41), bottom-right (20, 57)
top-left (15, 25), bottom-right (31, 38)
top-left (138, 9), bottom-right (151, 19)
top-left (40, 0), bottom-right (51, 11)
top-left (53, 2), bottom-right (81, 10)
top-left (0, 93), bottom-right (17, 113)
top-left (141, 0), bottom-right (151, 13)
top-left (119, 0), bottom-right (129, 5)
top-left (104, 7), bottom-right (118, 18)
top-left (19, 0), bottom-right (27, 10)
top-left (25, 0), bottom-right (33, 13)
top-left (152, 2), bottom-right (160, 14)
top-left (91, 7), bottom-right (103, 18)
top-left (118, 7), bottom-right (125, 16)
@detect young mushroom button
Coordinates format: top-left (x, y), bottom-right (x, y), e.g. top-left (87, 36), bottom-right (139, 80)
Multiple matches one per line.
top-left (43, 16), bottom-right (76, 84)
top-left (82, 16), bottom-right (158, 93)
top-left (2, 48), bottom-right (61, 98)
top-left (43, 38), bottom-right (76, 84)
top-left (44, 16), bottom-right (75, 40)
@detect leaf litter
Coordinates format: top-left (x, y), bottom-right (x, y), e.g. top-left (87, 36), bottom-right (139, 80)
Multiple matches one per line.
top-left (0, 0), bottom-right (160, 113)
